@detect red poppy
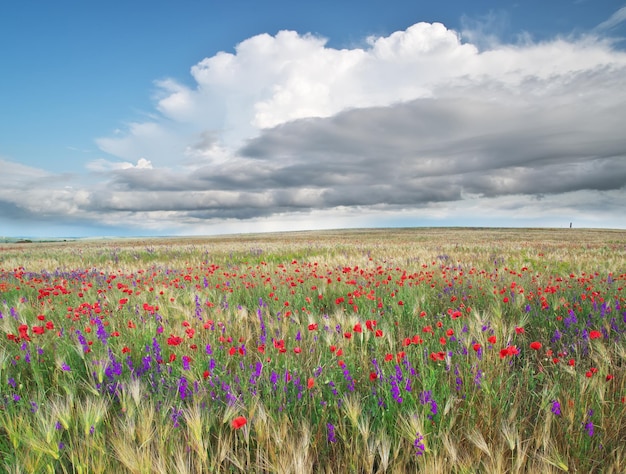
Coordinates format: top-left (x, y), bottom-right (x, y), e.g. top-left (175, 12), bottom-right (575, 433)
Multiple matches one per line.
top-left (499, 346), bottom-right (519, 359)
top-left (307, 377), bottom-right (315, 389)
top-left (589, 330), bottom-right (602, 340)
top-left (231, 416), bottom-right (247, 429)
top-left (430, 351), bottom-right (445, 361)
top-left (530, 341), bottom-right (542, 350)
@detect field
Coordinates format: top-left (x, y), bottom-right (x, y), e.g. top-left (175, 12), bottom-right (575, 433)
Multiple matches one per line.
top-left (1, 227), bottom-right (625, 473)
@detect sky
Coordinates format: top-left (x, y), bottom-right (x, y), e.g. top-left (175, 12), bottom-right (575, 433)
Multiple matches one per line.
top-left (1, 1), bottom-right (625, 237)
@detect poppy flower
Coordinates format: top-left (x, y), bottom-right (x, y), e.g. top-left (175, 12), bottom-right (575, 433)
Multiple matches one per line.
top-left (530, 341), bottom-right (542, 350)
top-left (231, 416), bottom-right (247, 429)
top-left (499, 346), bottom-right (519, 359)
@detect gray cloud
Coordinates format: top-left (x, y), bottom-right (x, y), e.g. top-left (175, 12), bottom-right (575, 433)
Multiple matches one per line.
top-left (72, 59), bottom-right (626, 228)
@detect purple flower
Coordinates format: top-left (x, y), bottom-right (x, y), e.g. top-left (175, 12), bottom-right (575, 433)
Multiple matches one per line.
top-left (327, 423), bottom-right (337, 443)
top-left (178, 377), bottom-right (189, 400)
top-left (414, 433), bottom-right (425, 456)
top-left (257, 308), bottom-right (267, 345)
top-left (551, 400), bottom-right (561, 416)
top-left (390, 378), bottom-right (402, 404)
top-left (95, 318), bottom-right (108, 344)
top-left (585, 409), bottom-right (594, 437)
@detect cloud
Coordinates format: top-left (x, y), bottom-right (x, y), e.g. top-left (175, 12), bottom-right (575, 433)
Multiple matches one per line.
top-left (595, 6), bottom-right (626, 32)
top-left (86, 157), bottom-right (153, 172)
top-left (5, 18), bottom-right (626, 235)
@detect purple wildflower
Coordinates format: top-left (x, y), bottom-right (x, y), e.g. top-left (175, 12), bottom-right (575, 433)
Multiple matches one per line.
top-left (327, 423), bottom-right (337, 443)
top-left (414, 433), bottom-right (425, 456)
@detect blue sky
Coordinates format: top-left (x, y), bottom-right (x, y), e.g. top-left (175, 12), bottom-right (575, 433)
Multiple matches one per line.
top-left (1, 1), bottom-right (625, 237)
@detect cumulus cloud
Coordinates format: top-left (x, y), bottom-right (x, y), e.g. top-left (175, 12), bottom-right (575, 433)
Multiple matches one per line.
top-left (4, 13), bottom-right (626, 235)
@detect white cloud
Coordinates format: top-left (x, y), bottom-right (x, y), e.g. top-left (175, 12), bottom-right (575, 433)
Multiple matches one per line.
top-left (4, 18), bottom-right (626, 235)
top-left (595, 6), bottom-right (626, 32)
top-left (86, 157), bottom-right (153, 172)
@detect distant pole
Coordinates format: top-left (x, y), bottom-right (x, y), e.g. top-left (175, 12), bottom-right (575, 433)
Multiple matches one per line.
top-left (570, 222), bottom-right (572, 228)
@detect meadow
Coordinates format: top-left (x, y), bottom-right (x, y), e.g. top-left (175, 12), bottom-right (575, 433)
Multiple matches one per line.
top-left (0, 227), bottom-right (625, 473)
